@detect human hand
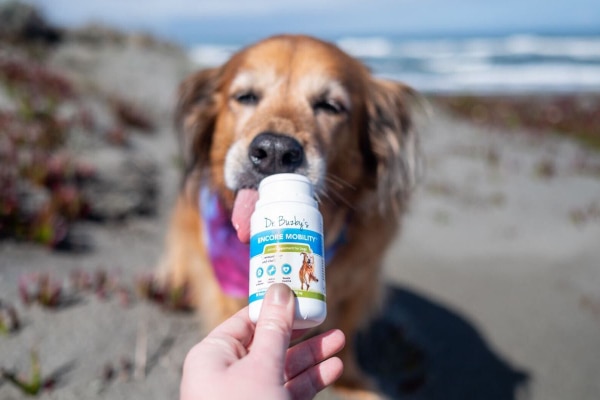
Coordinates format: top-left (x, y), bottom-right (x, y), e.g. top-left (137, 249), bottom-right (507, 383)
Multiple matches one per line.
top-left (180, 283), bottom-right (345, 400)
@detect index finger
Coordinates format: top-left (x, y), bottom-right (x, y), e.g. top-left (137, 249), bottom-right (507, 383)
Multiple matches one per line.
top-left (206, 306), bottom-right (256, 348)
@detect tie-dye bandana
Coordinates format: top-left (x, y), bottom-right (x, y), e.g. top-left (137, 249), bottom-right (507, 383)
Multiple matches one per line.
top-left (200, 188), bottom-right (250, 298)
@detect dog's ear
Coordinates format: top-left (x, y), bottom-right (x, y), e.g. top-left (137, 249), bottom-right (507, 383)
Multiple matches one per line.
top-left (175, 67), bottom-right (222, 174)
top-left (364, 78), bottom-right (420, 215)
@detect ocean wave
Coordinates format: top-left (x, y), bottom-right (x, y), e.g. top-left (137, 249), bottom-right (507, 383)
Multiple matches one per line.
top-left (384, 63), bottom-right (600, 93)
top-left (336, 37), bottom-right (393, 58)
top-left (189, 44), bottom-right (239, 67)
top-left (503, 34), bottom-right (600, 59)
top-left (337, 34), bottom-right (600, 61)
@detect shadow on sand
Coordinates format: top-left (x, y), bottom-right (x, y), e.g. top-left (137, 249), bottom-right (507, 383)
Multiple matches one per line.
top-left (356, 285), bottom-right (529, 399)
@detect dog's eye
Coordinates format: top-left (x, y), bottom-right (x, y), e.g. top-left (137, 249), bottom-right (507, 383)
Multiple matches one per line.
top-left (313, 99), bottom-right (345, 115)
top-left (233, 91), bottom-right (260, 106)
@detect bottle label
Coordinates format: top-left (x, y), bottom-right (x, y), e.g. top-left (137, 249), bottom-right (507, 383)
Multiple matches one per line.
top-left (249, 227), bottom-right (326, 304)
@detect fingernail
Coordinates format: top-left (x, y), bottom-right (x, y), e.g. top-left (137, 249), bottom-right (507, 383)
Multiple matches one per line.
top-left (267, 283), bottom-right (292, 306)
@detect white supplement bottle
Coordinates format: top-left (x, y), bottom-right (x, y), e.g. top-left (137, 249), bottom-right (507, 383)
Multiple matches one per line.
top-left (248, 173), bottom-right (326, 329)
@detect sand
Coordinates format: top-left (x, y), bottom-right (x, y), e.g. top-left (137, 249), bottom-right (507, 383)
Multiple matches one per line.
top-left (1, 36), bottom-right (599, 400)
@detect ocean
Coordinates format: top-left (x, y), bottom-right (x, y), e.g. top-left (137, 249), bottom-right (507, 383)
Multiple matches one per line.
top-left (188, 33), bottom-right (600, 94)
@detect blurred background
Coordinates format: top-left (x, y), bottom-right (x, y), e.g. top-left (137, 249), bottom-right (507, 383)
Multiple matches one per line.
top-left (30, 0), bottom-right (600, 93)
top-left (1, 1), bottom-right (599, 399)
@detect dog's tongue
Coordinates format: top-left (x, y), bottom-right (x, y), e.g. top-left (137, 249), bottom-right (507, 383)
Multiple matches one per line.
top-left (231, 188), bottom-right (259, 243)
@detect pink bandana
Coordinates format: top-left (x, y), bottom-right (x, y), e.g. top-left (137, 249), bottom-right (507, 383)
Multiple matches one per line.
top-left (200, 188), bottom-right (250, 298)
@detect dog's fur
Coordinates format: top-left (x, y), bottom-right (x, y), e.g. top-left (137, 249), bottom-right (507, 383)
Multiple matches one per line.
top-left (160, 34), bottom-right (419, 396)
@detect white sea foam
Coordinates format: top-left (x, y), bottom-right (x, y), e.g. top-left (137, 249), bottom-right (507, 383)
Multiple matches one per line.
top-left (189, 44), bottom-right (238, 67)
top-left (337, 34), bottom-right (600, 60)
top-left (385, 63), bottom-right (600, 93)
top-left (503, 34), bottom-right (600, 59)
top-left (336, 37), bottom-right (393, 58)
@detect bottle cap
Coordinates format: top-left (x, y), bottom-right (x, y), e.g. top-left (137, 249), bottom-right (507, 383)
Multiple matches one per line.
top-left (256, 173), bottom-right (317, 208)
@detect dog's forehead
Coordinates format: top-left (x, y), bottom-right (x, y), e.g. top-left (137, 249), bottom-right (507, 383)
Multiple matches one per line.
top-left (231, 37), bottom-right (352, 88)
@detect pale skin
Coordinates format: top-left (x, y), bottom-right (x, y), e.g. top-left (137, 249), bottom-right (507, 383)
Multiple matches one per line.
top-left (180, 284), bottom-right (346, 400)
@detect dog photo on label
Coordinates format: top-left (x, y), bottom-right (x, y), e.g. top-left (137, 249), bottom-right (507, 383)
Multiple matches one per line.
top-left (159, 34), bottom-right (420, 397)
top-left (299, 252), bottom-right (318, 291)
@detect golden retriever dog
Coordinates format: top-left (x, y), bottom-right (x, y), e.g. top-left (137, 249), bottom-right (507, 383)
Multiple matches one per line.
top-left (160, 34), bottom-right (419, 397)
top-left (299, 252), bottom-right (318, 291)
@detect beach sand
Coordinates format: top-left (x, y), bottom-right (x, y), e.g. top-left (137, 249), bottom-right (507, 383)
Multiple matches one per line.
top-left (1, 34), bottom-right (599, 400)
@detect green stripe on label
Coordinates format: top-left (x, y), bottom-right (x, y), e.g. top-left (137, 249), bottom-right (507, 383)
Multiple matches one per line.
top-left (264, 244), bottom-right (311, 254)
top-left (293, 290), bottom-right (326, 301)
top-left (249, 289), bottom-right (325, 303)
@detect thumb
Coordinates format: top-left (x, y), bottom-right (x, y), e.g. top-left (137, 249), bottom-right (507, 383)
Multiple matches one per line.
top-left (250, 284), bottom-right (295, 377)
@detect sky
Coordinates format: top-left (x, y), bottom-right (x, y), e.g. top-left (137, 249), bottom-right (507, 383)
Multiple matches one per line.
top-left (26, 0), bottom-right (600, 45)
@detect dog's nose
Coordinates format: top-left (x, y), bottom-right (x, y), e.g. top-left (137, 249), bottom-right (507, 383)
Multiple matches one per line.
top-left (248, 132), bottom-right (304, 174)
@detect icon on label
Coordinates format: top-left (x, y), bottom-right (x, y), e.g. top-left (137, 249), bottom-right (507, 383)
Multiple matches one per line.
top-left (256, 267), bottom-right (264, 278)
top-left (267, 264), bottom-right (277, 276)
top-left (281, 263), bottom-right (292, 275)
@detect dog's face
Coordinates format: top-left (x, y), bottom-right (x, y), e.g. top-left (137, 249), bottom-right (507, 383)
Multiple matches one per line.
top-left (301, 252), bottom-right (314, 267)
top-left (220, 37), bottom-right (359, 192)
top-left (177, 35), bottom-right (418, 240)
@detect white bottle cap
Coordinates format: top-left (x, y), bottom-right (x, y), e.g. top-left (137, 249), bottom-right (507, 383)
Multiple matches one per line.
top-left (256, 173), bottom-right (317, 208)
